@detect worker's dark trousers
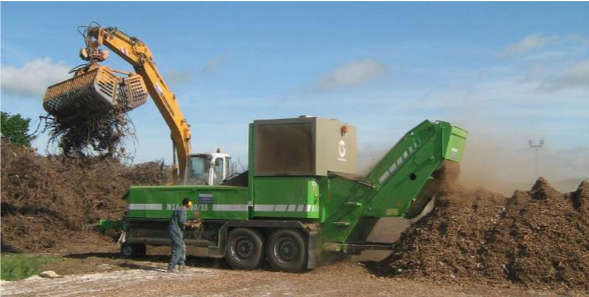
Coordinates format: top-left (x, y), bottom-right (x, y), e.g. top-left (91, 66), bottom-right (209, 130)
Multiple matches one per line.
top-left (168, 232), bottom-right (186, 271)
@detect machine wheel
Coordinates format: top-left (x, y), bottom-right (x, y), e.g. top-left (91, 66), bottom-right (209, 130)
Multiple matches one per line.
top-left (226, 228), bottom-right (264, 270)
top-left (267, 229), bottom-right (307, 272)
top-left (121, 243), bottom-right (139, 258)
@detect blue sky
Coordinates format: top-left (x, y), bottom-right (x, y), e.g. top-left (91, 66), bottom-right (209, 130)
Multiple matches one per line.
top-left (2, 2), bottom-right (588, 190)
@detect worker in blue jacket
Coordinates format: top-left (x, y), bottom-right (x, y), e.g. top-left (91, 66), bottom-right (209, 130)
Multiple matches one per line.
top-left (168, 197), bottom-right (191, 272)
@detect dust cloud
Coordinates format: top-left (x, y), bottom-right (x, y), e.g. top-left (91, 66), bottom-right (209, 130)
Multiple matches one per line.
top-left (357, 124), bottom-right (588, 196)
top-left (452, 117), bottom-right (589, 195)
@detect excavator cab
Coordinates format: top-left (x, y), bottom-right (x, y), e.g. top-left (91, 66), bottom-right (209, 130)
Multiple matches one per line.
top-left (184, 152), bottom-right (233, 185)
top-left (43, 65), bottom-right (148, 121)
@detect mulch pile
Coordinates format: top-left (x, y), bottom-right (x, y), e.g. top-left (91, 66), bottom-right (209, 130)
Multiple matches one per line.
top-left (1, 140), bottom-right (170, 253)
top-left (378, 176), bottom-right (589, 292)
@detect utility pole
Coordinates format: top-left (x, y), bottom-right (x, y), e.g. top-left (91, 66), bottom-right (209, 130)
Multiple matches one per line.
top-left (528, 139), bottom-right (544, 178)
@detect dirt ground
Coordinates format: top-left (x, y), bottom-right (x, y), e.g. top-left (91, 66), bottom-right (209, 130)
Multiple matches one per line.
top-left (1, 252), bottom-right (576, 297)
top-left (1, 220), bottom-right (587, 297)
top-left (2, 223), bottom-right (588, 297)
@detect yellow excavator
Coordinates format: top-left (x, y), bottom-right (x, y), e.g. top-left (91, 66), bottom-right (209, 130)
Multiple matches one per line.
top-left (43, 24), bottom-right (233, 185)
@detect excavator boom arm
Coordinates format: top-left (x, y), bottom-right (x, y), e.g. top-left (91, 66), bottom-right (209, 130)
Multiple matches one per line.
top-left (88, 27), bottom-right (191, 180)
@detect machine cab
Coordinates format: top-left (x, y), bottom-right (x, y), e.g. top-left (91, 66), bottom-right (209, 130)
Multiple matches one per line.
top-left (184, 150), bottom-right (233, 185)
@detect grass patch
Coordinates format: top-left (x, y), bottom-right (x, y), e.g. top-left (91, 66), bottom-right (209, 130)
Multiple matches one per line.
top-left (1, 254), bottom-right (59, 281)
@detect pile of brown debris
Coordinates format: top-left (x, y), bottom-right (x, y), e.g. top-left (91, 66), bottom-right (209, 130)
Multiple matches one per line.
top-left (378, 177), bottom-right (589, 292)
top-left (1, 140), bottom-right (170, 253)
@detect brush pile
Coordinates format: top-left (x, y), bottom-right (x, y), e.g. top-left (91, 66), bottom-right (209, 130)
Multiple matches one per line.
top-left (1, 140), bottom-right (170, 253)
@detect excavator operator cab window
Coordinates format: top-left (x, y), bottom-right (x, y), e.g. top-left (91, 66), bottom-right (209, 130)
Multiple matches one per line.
top-left (226, 157), bottom-right (232, 177)
top-left (213, 157), bottom-right (224, 185)
top-left (185, 154), bottom-right (212, 185)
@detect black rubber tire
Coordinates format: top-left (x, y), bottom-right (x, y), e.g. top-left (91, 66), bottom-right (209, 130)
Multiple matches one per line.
top-left (135, 243), bottom-right (147, 258)
top-left (225, 228), bottom-right (264, 270)
top-left (121, 243), bottom-right (137, 258)
top-left (267, 229), bottom-right (307, 272)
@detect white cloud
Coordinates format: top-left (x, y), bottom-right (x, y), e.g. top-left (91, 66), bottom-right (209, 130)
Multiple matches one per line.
top-left (201, 54), bottom-right (228, 74)
top-left (1, 58), bottom-right (71, 99)
top-left (166, 69), bottom-right (197, 86)
top-left (500, 34), bottom-right (559, 57)
top-left (539, 59), bottom-right (589, 91)
top-left (311, 59), bottom-right (390, 92)
top-left (165, 53), bottom-right (230, 86)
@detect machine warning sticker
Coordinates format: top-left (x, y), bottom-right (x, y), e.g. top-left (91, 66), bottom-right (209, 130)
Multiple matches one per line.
top-left (198, 194), bottom-right (214, 204)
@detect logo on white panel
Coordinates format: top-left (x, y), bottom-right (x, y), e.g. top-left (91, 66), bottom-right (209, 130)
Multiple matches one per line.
top-left (338, 140), bottom-right (347, 162)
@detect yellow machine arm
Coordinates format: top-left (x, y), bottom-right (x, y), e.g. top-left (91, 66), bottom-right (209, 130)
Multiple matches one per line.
top-left (86, 26), bottom-right (192, 181)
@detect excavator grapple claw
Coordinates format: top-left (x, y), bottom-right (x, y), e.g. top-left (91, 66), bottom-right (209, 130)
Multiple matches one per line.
top-left (43, 66), bottom-right (148, 120)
